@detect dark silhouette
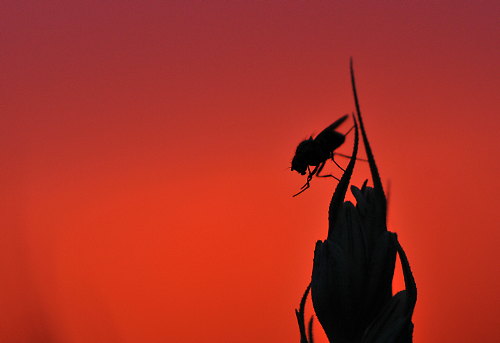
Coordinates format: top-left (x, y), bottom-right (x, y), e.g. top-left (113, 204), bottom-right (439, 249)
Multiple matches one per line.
top-left (295, 283), bottom-right (314, 343)
top-left (294, 59), bottom-right (417, 343)
top-left (290, 114), bottom-right (353, 197)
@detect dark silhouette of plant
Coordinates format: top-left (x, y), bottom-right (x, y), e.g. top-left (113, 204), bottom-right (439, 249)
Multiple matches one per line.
top-left (295, 60), bottom-right (417, 343)
top-left (295, 284), bottom-right (314, 343)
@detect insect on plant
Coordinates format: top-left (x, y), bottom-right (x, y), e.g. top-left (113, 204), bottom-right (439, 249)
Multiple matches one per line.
top-left (291, 114), bottom-right (355, 197)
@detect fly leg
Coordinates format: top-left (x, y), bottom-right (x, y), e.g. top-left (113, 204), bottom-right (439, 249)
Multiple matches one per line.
top-left (315, 161), bottom-right (341, 182)
top-left (331, 155), bottom-right (346, 172)
top-left (344, 125), bottom-right (355, 137)
top-left (331, 152), bottom-right (367, 172)
top-left (300, 166), bottom-right (316, 189)
top-left (334, 152), bottom-right (368, 161)
top-left (293, 166), bottom-right (318, 197)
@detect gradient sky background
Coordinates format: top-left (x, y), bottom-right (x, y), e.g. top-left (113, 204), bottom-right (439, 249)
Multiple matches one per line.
top-left (1, 1), bottom-right (499, 342)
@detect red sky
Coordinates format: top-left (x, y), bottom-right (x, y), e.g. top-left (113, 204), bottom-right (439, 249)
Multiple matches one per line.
top-left (1, 1), bottom-right (499, 342)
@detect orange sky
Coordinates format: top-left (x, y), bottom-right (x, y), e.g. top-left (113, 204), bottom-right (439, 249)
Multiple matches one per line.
top-left (1, 1), bottom-right (499, 342)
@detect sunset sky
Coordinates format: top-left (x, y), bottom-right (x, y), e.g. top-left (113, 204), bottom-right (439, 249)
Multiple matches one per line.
top-left (1, 1), bottom-right (499, 342)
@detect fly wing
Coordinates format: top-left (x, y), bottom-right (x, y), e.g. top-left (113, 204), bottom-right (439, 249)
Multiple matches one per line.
top-left (314, 114), bottom-right (348, 141)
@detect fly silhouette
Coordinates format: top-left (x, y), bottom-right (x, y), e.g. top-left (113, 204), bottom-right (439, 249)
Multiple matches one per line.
top-left (291, 115), bottom-right (355, 197)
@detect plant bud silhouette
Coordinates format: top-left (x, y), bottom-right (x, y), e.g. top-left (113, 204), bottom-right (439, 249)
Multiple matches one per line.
top-left (308, 61), bottom-right (416, 343)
